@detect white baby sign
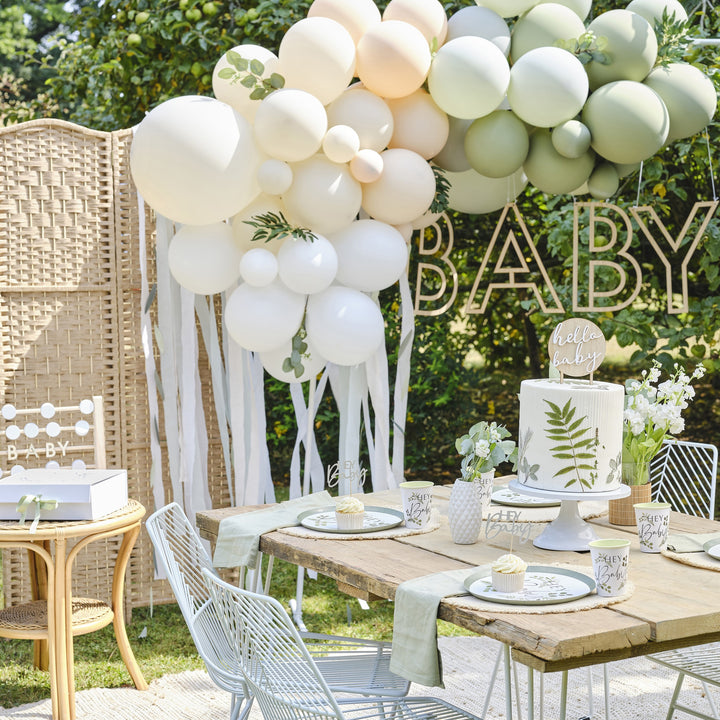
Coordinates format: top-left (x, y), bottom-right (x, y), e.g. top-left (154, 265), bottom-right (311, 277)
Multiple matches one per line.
top-left (547, 317), bottom-right (606, 379)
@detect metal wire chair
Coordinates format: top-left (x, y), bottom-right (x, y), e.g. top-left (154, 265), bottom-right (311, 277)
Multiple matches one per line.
top-left (203, 569), bottom-right (485, 720)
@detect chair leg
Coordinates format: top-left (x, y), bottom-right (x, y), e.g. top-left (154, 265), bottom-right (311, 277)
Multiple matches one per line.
top-left (604, 662), bottom-right (611, 719)
top-left (703, 681), bottom-right (719, 719)
top-left (667, 672), bottom-right (686, 720)
top-left (559, 670), bottom-right (568, 720)
top-left (482, 643), bottom-right (504, 718)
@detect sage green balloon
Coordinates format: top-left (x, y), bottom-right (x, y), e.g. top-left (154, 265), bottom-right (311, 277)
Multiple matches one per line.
top-left (588, 163), bottom-right (619, 199)
top-left (538, 0), bottom-right (591, 19)
top-left (523, 128), bottom-right (595, 194)
top-left (582, 80), bottom-right (669, 164)
top-left (614, 161), bottom-right (641, 178)
top-left (585, 10), bottom-right (657, 90)
top-left (626, 0), bottom-right (687, 25)
top-left (510, 3), bottom-right (585, 60)
top-left (432, 115), bottom-right (472, 172)
top-left (644, 63), bottom-right (718, 141)
top-left (464, 110), bottom-right (529, 178)
top-left (552, 120), bottom-right (592, 159)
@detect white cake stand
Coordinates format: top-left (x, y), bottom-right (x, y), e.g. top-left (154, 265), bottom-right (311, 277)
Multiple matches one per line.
top-left (508, 478), bottom-right (631, 551)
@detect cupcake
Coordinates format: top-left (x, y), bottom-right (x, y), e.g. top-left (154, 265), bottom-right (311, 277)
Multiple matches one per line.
top-left (335, 496), bottom-right (365, 530)
top-left (491, 553), bottom-right (527, 593)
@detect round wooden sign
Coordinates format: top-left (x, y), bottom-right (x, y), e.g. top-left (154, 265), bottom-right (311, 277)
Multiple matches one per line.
top-left (548, 318), bottom-right (606, 377)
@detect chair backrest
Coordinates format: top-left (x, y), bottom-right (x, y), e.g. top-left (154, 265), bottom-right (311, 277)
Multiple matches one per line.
top-left (204, 569), bottom-right (344, 720)
top-left (145, 503), bottom-right (245, 695)
top-left (651, 440), bottom-right (719, 520)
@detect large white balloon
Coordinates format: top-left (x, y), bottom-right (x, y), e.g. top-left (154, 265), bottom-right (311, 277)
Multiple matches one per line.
top-left (256, 160), bottom-right (293, 196)
top-left (330, 219), bottom-right (409, 292)
top-left (507, 47), bottom-right (588, 128)
top-left (306, 286), bottom-right (385, 366)
top-left (382, 0), bottom-right (448, 46)
top-left (446, 168), bottom-right (527, 214)
top-left (278, 17), bottom-right (356, 106)
top-left (254, 89), bottom-right (328, 163)
top-left (282, 155), bottom-right (362, 235)
top-left (386, 89), bottom-right (450, 160)
top-left (326, 88), bottom-right (394, 153)
top-left (277, 233), bottom-right (338, 295)
top-left (168, 222), bottom-right (242, 295)
top-left (307, 0), bottom-right (382, 45)
top-left (538, 0), bottom-right (591, 19)
top-left (361, 149), bottom-right (436, 225)
top-left (428, 36), bottom-right (510, 120)
top-left (445, 6), bottom-right (510, 56)
top-left (212, 45), bottom-right (280, 122)
top-left (130, 96), bottom-right (262, 225)
top-left (225, 281), bottom-right (305, 353)
top-left (260, 335), bottom-right (327, 384)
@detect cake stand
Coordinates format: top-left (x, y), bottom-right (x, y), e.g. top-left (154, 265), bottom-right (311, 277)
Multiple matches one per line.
top-left (508, 478), bottom-right (631, 551)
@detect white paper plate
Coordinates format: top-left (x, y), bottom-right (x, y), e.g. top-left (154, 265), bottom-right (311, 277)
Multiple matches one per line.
top-left (491, 486), bottom-right (561, 508)
top-left (463, 565), bottom-right (595, 605)
top-left (297, 506), bottom-right (404, 534)
top-left (703, 539), bottom-right (720, 560)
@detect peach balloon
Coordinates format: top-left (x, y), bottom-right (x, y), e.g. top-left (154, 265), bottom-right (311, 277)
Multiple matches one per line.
top-left (278, 17), bottom-right (356, 106)
top-left (307, 0), bottom-right (381, 45)
top-left (386, 89), bottom-right (450, 160)
top-left (361, 148), bottom-right (436, 225)
top-left (383, 0), bottom-right (448, 46)
top-left (326, 88), bottom-right (394, 152)
top-left (355, 20), bottom-right (432, 100)
top-left (350, 149), bottom-right (384, 183)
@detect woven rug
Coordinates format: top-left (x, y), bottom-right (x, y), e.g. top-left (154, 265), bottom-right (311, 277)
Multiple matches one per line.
top-left (2, 635), bottom-right (718, 720)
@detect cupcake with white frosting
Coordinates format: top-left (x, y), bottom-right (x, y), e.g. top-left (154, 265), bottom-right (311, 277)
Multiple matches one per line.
top-left (491, 553), bottom-right (527, 593)
top-left (335, 496), bottom-right (365, 530)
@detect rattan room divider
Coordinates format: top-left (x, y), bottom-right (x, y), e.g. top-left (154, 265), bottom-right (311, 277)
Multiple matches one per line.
top-left (0, 118), bottom-right (229, 615)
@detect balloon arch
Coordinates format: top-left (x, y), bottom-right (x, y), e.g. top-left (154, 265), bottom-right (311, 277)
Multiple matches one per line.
top-left (128, 0), bottom-right (717, 523)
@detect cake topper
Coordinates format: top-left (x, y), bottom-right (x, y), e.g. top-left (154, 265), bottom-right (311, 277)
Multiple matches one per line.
top-left (547, 317), bottom-right (606, 382)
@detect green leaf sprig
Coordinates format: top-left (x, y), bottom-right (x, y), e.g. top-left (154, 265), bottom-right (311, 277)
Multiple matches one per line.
top-left (430, 165), bottom-right (451, 215)
top-left (555, 31), bottom-right (611, 66)
top-left (216, 52), bottom-right (284, 101)
top-left (654, 9), bottom-right (693, 67)
top-left (282, 321), bottom-right (310, 379)
top-left (243, 211), bottom-right (317, 244)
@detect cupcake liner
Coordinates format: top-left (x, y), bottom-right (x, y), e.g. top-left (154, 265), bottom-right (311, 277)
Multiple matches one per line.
top-left (335, 511), bottom-right (365, 530)
top-left (492, 569), bottom-right (526, 593)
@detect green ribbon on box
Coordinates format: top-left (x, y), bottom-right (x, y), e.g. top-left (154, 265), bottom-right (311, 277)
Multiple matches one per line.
top-left (16, 494), bottom-right (59, 533)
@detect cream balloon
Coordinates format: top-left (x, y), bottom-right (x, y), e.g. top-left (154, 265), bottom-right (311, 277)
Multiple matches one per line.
top-left (432, 116), bottom-right (472, 172)
top-left (225, 280), bottom-right (305, 353)
top-left (445, 6), bottom-right (510, 56)
top-left (475, 0), bottom-right (539, 17)
top-left (361, 149), bottom-right (436, 225)
top-left (278, 17), bottom-right (356, 106)
top-left (382, 0), bottom-right (448, 46)
top-left (585, 10), bottom-right (658, 90)
top-left (306, 286), bottom-right (385, 366)
top-left (282, 155), bottom-right (362, 234)
top-left (510, 3), bottom-right (586, 60)
top-left (410, 210), bottom-right (442, 231)
top-left (355, 20), bottom-right (432, 99)
top-left (322, 125), bottom-right (361, 163)
top-left (212, 45), bottom-right (280, 122)
top-left (254, 89), bottom-right (327, 163)
top-left (538, 0), bottom-right (591, 19)
top-left (329, 219), bottom-right (409, 292)
top-left (130, 96), bottom-right (262, 225)
top-left (394, 222), bottom-right (415, 241)
top-left (464, 110), bottom-right (529, 178)
top-left (277, 233), bottom-right (338, 295)
top-left (588, 163), bottom-right (620, 200)
top-left (582, 80), bottom-right (669, 164)
top-left (232, 195), bottom-right (288, 254)
top-left (168, 222), bottom-right (242, 295)
top-left (257, 159), bottom-right (293, 196)
top-left (446, 167), bottom-right (527, 214)
top-left (626, 0), bottom-right (687, 24)
top-left (507, 47), bottom-right (588, 128)
top-left (523, 128), bottom-right (595, 195)
top-left (350, 149), bottom-right (384, 183)
top-left (326, 88), bottom-right (394, 152)
top-left (239, 247), bottom-right (279, 287)
top-left (307, 0), bottom-right (381, 45)
top-left (386, 89), bottom-right (449, 160)
top-left (552, 120), bottom-right (592, 159)
top-left (260, 335), bottom-right (327, 384)
top-left (428, 36), bottom-right (509, 119)
top-left (644, 63), bottom-right (717, 141)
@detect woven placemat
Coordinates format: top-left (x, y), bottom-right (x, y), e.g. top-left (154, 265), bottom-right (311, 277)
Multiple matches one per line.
top-left (278, 509), bottom-right (441, 540)
top-left (483, 499), bottom-right (607, 524)
top-left (661, 548), bottom-right (720, 572)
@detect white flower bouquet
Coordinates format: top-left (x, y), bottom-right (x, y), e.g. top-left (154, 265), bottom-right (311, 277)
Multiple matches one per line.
top-left (455, 421), bottom-right (518, 481)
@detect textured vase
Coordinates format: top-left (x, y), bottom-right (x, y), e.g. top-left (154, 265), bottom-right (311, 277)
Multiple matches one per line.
top-left (609, 464), bottom-right (652, 525)
top-left (448, 478), bottom-right (484, 544)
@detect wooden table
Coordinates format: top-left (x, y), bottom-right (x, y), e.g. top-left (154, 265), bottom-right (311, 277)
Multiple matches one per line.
top-left (0, 500), bottom-right (149, 720)
top-left (196, 485), bottom-right (720, 675)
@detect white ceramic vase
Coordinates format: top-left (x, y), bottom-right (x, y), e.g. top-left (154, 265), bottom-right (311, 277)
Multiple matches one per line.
top-left (448, 478), bottom-right (484, 544)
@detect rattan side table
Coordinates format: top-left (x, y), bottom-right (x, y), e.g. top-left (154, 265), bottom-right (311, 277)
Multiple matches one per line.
top-left (0, 499), bottom-right (148, 720)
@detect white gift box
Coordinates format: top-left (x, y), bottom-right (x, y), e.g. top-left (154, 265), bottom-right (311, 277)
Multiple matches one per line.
top-left (0, 468), bottom-right (128, 521)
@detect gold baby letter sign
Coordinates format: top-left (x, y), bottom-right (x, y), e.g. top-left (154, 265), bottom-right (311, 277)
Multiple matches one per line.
top-left (548, 318), bottom-right (606, 380)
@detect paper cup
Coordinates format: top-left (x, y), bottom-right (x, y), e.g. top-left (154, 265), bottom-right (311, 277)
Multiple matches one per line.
top-left (399, 481), bottom-right (433, 529)
top-left (588, 538), bottom-right (630, 597)
top-left (634, 502), bottom-right (671, 553)
top-left (474, 473), bottom-right (495, 513)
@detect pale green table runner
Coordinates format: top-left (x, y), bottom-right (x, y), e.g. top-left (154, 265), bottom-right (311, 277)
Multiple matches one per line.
top-left (666, 531), bottom-right (720, 553)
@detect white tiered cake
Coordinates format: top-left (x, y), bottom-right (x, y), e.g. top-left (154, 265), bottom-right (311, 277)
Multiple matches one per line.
top-left (516, 377), bottom-right (624, 494)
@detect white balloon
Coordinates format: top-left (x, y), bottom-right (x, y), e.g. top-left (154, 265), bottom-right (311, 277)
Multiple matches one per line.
top-left (322, 125), bottom-right (361, 163)
top-left (257, 160), bottom-right (293, 196)
top-left (326, 88), bottom-right (394, 153)
top-left (225, 281), bottom-right (305, 353)
top-left (260, 335), bottom-right (327, 384)
top-left (277, 233), bottom-right (338, 294)
top-left (130, 96), bottom-right (262, 225)
top-left (445, 6), bottom-right (510, 56)
top-left (329, 219), bottom-right (409, 292)
top-left (306, 286), bottom-right (385, 366)
top-left (538, 0), bottom-right (591, 18)
top-left (239, 247), bottom-right (279, 287)
top-left (350, 148), bottom-right (384, 183)
top-left (447, 168), bottom-right (527, 214)
top-left (168, 222), bottom-right (242, 295)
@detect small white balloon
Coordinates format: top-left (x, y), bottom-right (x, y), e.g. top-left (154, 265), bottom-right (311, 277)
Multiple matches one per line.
top-left (257, 160), bottom-right (293, 196)
top-left (5, 425), bottom-right (20, 441)
top-left (277, 233), bottom-right (339, 295)
top-left (75, 420), bottom-right (90, 437)
top-left (72, 459), bottom-right (87, 470)
top-left (350, 148), bottom-right (384, 183)
top-left (239, 248), bottom-right (279, 287)
top-left (24, 423), bottom-right (39, 439)
top-left (40, 402), bottom-right (55, 419)
top-left (79, 399), bottom-right (95, 414)
top-left (46, 422), bottom-right (61, 438)
top-left (1, 404), bottom-right (16, 420)
top-left (45, 461), bottom-right (60, 470)
top-left (322, 125), bottom-right (361, 164)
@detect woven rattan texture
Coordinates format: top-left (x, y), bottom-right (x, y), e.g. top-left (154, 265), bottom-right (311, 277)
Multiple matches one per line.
top-left (0, 597), bottom-right (111, 631)
top-left (0, 120), bottom-right (230, 613)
